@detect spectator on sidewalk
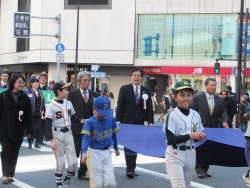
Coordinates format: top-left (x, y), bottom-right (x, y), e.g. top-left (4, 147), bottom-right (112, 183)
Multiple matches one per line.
top-left (239, 95), bottom-right (249, 133)
top-left (151, 92), bottom-right (158, 113)
top-left (109, 92), bottom-right (116, 117)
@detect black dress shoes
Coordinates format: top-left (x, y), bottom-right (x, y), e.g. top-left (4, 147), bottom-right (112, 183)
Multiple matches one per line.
top-left (8, 178), bottom-right (14, 182)
top-left (39, 142), bottom-right (45, 145)
top-left (197, 172), bottom-right (205, 178)
top-left (2, 179), bottom-right (9, 184)
top-left (126, 171), bottom-right (134, 179)
top-left (205, 172), bottom-right (212, 177)
top-left (34, 144), bottom-right (41, 149)
top-left (78, 176), bottom-right (89, 180)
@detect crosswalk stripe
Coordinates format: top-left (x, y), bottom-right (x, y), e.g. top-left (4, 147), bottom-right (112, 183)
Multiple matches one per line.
top-left (114, 164), bottom-right (214, 188)
top-left (0, 174), bottom-right (35, 188)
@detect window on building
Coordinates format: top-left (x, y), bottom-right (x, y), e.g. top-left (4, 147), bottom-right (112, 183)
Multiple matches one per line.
top-left (68, 0), bottom-right (108, 5)
top-left (64, 0), bottom-right (111, 9)
top-left (137, 14), bottom-right (238, 60)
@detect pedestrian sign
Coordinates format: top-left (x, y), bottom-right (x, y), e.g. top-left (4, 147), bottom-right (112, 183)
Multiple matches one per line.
top-left (55, 43), bottom-right (65, 53)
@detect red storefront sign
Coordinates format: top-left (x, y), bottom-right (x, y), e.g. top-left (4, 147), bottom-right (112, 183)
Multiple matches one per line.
top-left (140, 67), bottom-right (163, 74)
top-left (163, 66), bottom-right (250, 76)
top-left (221, 76), bottom-right (227, 82)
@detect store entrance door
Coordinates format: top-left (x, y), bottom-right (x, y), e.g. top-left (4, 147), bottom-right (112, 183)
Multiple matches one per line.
top-left (147, 79), bottom-right (157, 93)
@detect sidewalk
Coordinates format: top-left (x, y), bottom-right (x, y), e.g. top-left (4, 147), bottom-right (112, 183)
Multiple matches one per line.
top-left (154, 113), bottom-right (165, 126)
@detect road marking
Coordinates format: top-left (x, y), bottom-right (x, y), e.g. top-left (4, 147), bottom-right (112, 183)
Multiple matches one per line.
top-left (0, 174), bottom-right (35, 188)
top-left (114, 164), bottom-right (214, 188)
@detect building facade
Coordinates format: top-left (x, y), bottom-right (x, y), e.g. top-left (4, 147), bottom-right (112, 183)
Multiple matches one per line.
top-left (0, 0), bottom-right (250, 100)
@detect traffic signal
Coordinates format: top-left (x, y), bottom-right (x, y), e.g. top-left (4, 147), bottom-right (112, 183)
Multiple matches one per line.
top-left (214, 62), bottom-right (220, 74)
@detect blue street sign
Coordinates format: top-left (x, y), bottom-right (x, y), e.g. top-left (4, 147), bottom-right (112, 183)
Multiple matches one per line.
top-left (13, 12), bottom-right (31, 38)
top-left (55, 43), bottom-right (65, 53)
top-left (89, 72), bottom-right (107, 78)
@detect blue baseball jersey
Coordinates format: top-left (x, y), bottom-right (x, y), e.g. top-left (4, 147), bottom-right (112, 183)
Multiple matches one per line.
top-left (81, 115), bottom-right (120, 153)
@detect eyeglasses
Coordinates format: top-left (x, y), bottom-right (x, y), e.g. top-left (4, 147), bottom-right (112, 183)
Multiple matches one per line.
top-left (16, 81), bottom-right (25, 85)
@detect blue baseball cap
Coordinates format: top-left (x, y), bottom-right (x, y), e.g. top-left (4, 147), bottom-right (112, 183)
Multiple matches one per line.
top-left (94, 96), bottom-right (112, 116)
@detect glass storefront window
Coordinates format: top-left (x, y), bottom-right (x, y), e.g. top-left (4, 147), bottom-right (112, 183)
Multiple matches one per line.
top-left (137, 14), bottom-right (238, 60)
top-left (169, 74), bottom-right (236, 94)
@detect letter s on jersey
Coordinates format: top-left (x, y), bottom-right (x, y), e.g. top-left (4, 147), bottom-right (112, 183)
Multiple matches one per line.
top-left (56, 111), bottom-right (63, 119)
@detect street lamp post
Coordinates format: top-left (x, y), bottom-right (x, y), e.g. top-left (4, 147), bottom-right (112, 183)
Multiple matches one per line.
top-left (74, 0), bottom-right (80, 89)
top-left (235, 0), bottom-right (244, 128)
top-left (237, 0), bottom-right (244, 103)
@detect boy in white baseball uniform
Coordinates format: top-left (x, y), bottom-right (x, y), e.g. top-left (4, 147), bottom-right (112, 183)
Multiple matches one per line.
top-left (81, 96), bottom-right (120, 188)
top-left (163, 81), bottom-right (206, 188)
top-left (46, 80), bottom-right (85, 188)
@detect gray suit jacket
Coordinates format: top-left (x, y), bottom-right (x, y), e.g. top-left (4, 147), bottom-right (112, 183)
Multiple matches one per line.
top-left (190, 93), bottom-right (228, 128)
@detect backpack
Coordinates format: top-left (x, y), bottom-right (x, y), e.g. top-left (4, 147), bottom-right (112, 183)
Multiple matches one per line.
top-left (242, 102), bottom-right (250, 114)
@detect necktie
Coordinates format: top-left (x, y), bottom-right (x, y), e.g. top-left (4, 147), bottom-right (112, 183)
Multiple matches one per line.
top-left (83, 91), bottom-right (88, 103)
top-left (209, 96), bottom-right (214, 115)
top-left (135, 86), bottom-right (139, 104)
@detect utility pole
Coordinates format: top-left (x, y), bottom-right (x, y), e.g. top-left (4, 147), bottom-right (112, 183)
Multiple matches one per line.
top-left (74, 0), bottom-right (80, 89)
top-left (243, 8), bottom-right (249, 93)
top-left (236, 0), bottom-right (244, 128)
top-left (31, 14), bottom-right (62, 81)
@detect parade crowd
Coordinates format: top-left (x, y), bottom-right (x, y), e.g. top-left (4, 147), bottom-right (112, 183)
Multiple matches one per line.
top-left (0, 67), bottom-right (250, 188)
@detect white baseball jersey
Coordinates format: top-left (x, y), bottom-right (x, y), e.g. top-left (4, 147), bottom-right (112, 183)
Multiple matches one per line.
top-left (163, 108), bottom-right (204, 147)
top-left (45, 99), bottom-right (75, 128)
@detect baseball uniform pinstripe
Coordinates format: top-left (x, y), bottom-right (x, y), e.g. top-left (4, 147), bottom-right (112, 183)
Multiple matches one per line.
top-left (163, 108), bottom-right (204, 188)
top-left (45, 99), bottom-right (78, 185)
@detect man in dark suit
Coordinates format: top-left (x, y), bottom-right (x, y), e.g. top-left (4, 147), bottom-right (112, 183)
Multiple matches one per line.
top-left (116, 67), bottom-right (154, 179)
top-left (190, 78), bottom-right (228, 178)
top-left (68, 71), bottom-right (99, 180)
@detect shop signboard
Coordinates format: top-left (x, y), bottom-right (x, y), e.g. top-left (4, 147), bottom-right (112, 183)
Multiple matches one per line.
top-left (163, 66), bottom-right (250, 76)
top-left (221, 76), bottom-right (227, 82)
top-left (237, 15), bottom-right (250, 55)
top-left (140, 67), bottom-right (163, 74)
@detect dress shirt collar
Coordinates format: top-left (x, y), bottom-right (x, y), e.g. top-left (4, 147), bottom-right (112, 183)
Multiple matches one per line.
top-left (132, 84), bottom-right (140, 91)
top-left (205, 91), bottom-right (214, 99)
top-left (1, 81), bottom-right (7, 85)
top-left (80, 88), bottom-right (89, 95)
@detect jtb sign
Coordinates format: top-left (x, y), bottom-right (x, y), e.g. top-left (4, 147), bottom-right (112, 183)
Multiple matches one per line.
top-left (13, 12), bottom-right (31, 38)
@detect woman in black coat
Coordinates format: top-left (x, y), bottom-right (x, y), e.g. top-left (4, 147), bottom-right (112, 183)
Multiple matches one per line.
top-left (26, 75), bottom-right (45, 149)
top-left (0, 74), bottom-right (33, 184)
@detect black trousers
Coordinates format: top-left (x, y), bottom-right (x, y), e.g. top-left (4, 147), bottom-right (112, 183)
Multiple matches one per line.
top-left (1, 139), bottom-right (21, 177)
top-left (39, 120), bottom-right (47, 142)
top-left (195, 163), bottom-right (209, 174)
top-left (73, 135), bottom-right (87, 176)
top-left (124, 117), bottom-right (138, 173)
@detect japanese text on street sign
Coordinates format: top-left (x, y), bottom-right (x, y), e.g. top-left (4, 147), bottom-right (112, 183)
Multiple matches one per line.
top-left (89, 72), bottom-right (107, 78)
top-left (56, 53), bottom-right (65, 62)
top-left (13, 12), bottom-right (30, 38)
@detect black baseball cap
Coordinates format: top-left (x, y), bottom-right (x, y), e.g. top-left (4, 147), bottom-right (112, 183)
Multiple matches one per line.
top-left (53, 80), bottom-right (72, 94)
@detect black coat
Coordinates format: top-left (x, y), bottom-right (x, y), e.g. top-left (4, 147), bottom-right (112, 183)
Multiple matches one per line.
top-left (116, 84), bottom-right (154, 125)
top-left (68, 89), bottom-right (99, 135)
top-left (0, 90), bottom-right (33, 144)
top-left (190, 93), bottom-right (228, 128)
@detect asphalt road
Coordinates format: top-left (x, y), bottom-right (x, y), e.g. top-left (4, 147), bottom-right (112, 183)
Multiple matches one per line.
top-left (0, 116), bottom-right (248, 188)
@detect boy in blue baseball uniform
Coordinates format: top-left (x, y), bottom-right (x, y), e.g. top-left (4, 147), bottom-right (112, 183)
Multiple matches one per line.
top-left (81, 96), bottom-right (120, 188)
top-left (163, 81), bottom-right (206, 188)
